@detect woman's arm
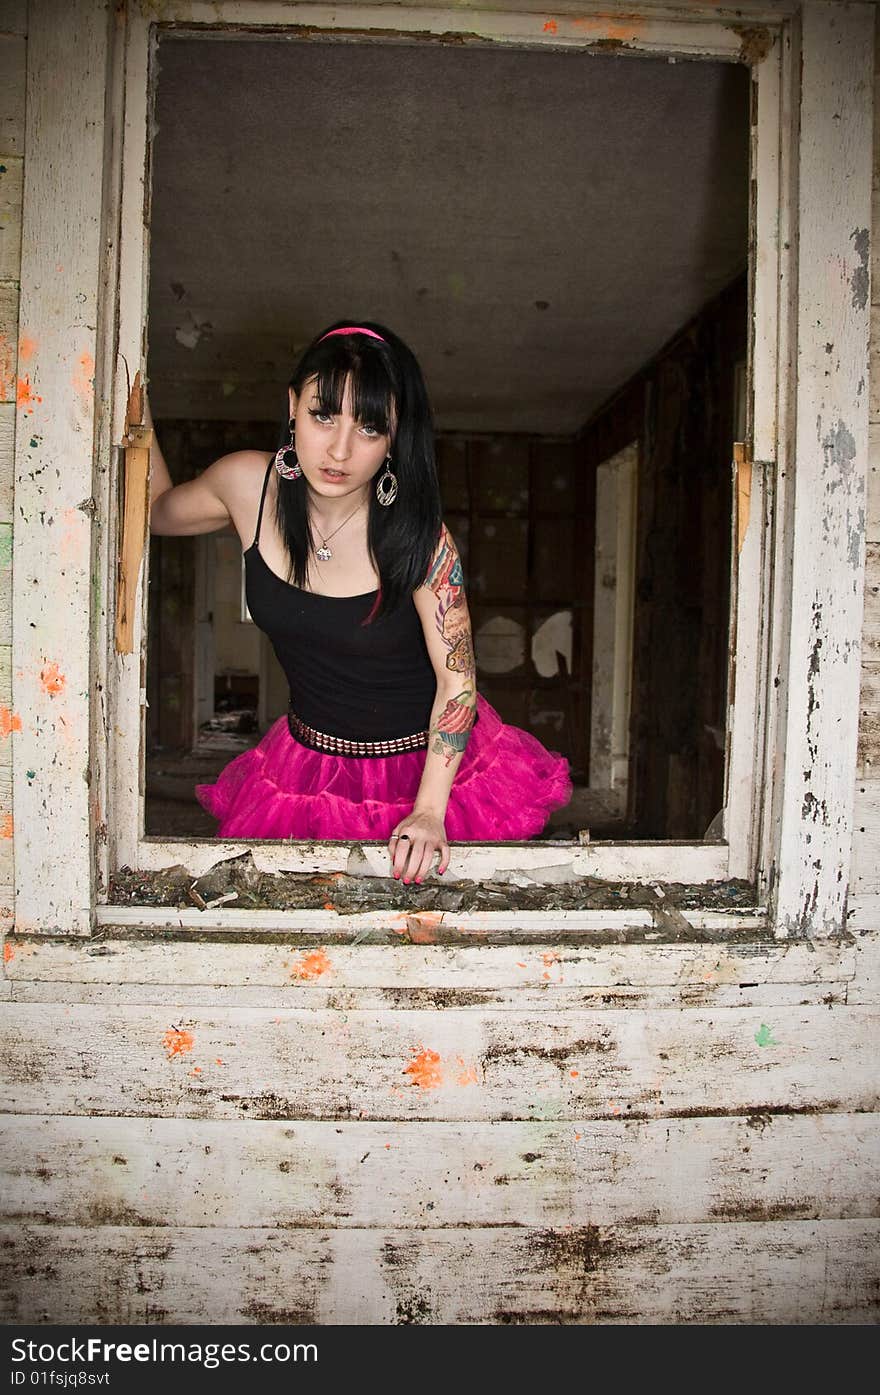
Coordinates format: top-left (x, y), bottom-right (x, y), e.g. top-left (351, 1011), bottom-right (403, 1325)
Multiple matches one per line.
top-left (387, 524), bottom-right (478, 883)
top-left (145, 392), bottom-right (251, 537)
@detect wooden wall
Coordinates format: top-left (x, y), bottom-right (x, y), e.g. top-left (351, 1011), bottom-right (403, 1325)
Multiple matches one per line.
top-left (576, 275), bottom-right (747, 840)
top-left (851, 3), bottom-right (880, 932)
top-left (0, 4), bottom-right (25, 928)
top-left (1, 930), bottom-right (878, 1323)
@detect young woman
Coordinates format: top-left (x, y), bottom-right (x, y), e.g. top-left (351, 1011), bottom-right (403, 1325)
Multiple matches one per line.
top-left (149, 320), bottom-right (572, 881)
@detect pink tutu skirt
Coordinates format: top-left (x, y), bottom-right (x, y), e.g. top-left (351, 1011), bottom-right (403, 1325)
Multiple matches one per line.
top-left (195, 694), bottom-right (572, 841)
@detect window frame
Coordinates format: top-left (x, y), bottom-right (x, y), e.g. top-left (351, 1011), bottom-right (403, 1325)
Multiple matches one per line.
top-left (11, 0), bottom-right (873, 938)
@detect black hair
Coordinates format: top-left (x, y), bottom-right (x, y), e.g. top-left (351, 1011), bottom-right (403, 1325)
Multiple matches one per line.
top-left (273, 318), bottom-right (442, 620)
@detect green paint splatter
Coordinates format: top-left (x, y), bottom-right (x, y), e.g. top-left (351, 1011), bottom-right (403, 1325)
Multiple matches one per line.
top-left (29, 436), bottom-right (41, 449)
top-left (25, 770), bottom-right (35, 783)
top-left (754, 1023), bottom-right (778, 1047)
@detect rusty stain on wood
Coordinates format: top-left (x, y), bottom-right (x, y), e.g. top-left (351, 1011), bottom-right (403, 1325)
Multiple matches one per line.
top-left (734, 441), bottom-right (752, 556)
top-left (730, 24), bottom-right (773, 66)
top-left (115, 371), bottom-right (153, 654)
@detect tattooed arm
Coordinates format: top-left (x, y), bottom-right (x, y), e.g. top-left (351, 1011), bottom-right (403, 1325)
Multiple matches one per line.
top-left (387, 524), bottom-right (477, 883)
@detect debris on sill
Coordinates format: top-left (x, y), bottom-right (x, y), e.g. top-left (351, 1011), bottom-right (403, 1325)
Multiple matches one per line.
top-left (109, 855), bottom-right (758, 917)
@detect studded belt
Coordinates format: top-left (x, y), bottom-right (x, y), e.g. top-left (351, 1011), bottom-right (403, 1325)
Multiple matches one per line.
top-left (287, 706), bottom-right (429, 757)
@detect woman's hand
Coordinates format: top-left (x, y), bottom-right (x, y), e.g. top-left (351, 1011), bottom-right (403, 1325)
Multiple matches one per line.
top-left (388, 810), bottom-right (450, 883)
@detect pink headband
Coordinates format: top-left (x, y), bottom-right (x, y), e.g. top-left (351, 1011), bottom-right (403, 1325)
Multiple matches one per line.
top-left (319, 326), bottom-right (386, 343)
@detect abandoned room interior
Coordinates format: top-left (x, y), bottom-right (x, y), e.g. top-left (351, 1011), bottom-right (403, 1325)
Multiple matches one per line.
top-left (143, 34), bottom-right (751, 847)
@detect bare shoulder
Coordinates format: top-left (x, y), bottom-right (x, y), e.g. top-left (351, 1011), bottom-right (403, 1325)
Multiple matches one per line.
top-left (205, 448), bottom-right (273, 503)
top-left (209, 449), bottom-right (274, 544)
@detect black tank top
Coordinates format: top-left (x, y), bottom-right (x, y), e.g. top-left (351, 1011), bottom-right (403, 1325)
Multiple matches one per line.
top-left (243, 461), bottom-right (438, 747)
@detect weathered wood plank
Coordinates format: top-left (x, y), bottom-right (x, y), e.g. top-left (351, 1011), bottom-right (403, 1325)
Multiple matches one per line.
top-left (0, 642), bottom-right (10, 776)
top-left (726, 27), bottom-right (783, 879)
top-left (868, 423), bottom-right (880, 541)
top-left (12, 0), bottom-right (111, 934)
top-left (0, 766), bottom-right (11, 889)
top-left (91, 906), bottom-right (768, 940)
top-left (851, 779), bottom-right (880, 893)
top-left (0, 155), bottom-right (22, 283)
top-left (0, 402), bottom-right (14, 521)
top-left (0, 521), bottom-right (9, 645)
top-left (1, 1002), bottom-right (876, 1121)
top-left (839, 924), bottom-right (880, 1008)
top-left (845, 891), bottom-right (880, 933)
top-left (862, 544), bottom-right (880, 659)
top-left (0, 282), bottom-right (17, 403)
top-left (2, 1113), bottom-right (876, 1230)
top-left (7, 981), bottom-right (849, 1010)
top-left (772, 2), bottom-right (874, 936)
top-left (0, 34), bottom-right (25, 156)
top-left (0, 1220), bottom-right (876, 1325)
top-left (135, 838), bottom-right (731, 884)
top-left (108, 3), bottom-right (151, 870)
top-left (131, 0), bottom-right (757, 60)
top-left (857, 659), bottom-right (880, 774)
top-left (2, 935), bottom-right (854, 989)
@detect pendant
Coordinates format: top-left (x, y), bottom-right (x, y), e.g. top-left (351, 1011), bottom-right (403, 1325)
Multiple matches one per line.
top-left (316, 544), bottom-right (333, 562)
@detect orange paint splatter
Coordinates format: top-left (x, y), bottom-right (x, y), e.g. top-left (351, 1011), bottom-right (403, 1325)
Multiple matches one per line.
top-left (215, 1058), bottom-right (224, 1065)
top-left (574, 1131), bottom-right (582, 1141)
top-left (323, 901), bottom-right (335, 912)
top-left (516, 962), bottom-right (527, 969)
top-left (72, 352), bottom-right (95, 407)
top-left (3, 940), bottom-right (14, 962)
top-left (541, 948), bottom-right (563, 983)
top-left (39, 662), bottom-right (66, 696)
top-left (18, 335), bottom-right (37, 363)
top-left (455, 1056), bottom-right (479, 1087)
top-left (404, 1046), bottom-right (443, 1090)
top-left (405, 911), bottom-right (443, 944)
top-left (0, 814), bottom-right (12, 839)
top-left (16, 375), bottom-right (42, 416)
top-left (543, 18), bottom-right (558, 33)
top-left (570, 14), bottom-right (645, 42)
top-left (607, 1100), bottom-right (622, 1116)
top-left (0, 708), bottom-right (22, 738)
top-left (189, 1066), bottom-right (202, 1076)
top-left (290, 947), bottom-right (332, 980)
top-left (162, 1027), bottom-right (195, 1058)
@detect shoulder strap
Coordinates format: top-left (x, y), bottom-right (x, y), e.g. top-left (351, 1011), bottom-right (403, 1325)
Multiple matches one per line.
top-left (252, 457), bottom-right (274, 549)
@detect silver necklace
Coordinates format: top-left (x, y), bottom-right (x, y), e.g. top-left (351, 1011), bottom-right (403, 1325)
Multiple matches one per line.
top-left (312, 500), bottom-right (365, 562)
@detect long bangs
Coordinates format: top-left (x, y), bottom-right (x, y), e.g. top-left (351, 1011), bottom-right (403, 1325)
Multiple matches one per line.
top-left (302, 345), bottom-right (398, 437)
top-left (277, 321), bottom-right (442, 619)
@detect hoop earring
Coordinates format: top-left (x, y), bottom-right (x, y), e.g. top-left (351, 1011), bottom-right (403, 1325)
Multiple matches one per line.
top-left (274, 417), bottom-right (302, 479)
top-left (375, 456), bottom-right (398, 506)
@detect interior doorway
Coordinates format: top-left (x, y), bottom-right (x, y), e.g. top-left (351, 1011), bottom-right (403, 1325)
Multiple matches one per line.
top-left (143, 33), bottom-right (750, 840)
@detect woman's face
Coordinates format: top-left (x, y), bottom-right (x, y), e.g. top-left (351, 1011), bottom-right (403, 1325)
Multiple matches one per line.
top-left (288, 375), bottom-right (393, 501)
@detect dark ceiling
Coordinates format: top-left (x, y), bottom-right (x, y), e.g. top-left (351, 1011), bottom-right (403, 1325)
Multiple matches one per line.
top-left (147, 35), bottom-right (750, 434)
